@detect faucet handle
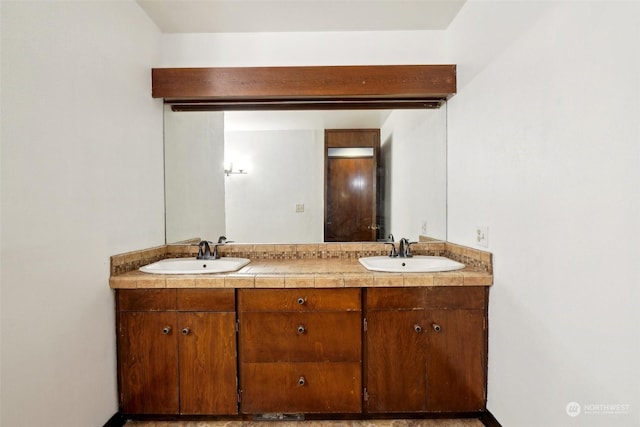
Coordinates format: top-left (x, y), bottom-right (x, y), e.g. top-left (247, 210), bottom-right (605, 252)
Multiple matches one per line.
top-left (385, 242), bottom-right (398, 258)
top-left (405, 240), bottom-right (418, 257)
top-left (397, 238), bottom-right (416, 258)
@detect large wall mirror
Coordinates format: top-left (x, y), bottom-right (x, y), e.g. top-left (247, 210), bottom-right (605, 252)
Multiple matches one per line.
top-left (156, 65), bottom-right (455, 245)
top-left (164, 105), bottom-right (448, 244)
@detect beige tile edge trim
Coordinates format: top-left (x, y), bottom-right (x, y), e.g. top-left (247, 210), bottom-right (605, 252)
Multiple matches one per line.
top-left (110, 271), bottom-right (493, 289)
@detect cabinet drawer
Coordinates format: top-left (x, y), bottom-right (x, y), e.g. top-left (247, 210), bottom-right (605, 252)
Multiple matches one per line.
top-left (366, 287), bottom-right (425, 310)
top-left (117, 289), bottom-right (236, 312)
top-left (239, 312), bottom-right (361, 362)
top-left (177, 289), bottom-right (235, 311)
top-left (238, 288), bottom-right (361, 312)
top-left (426, 287), bottom-right (486, 309)
top-left (366, 287), bottom-right (486, 310)
top-left (117, 289), bottom-right (177, 311)
top-left (240, 362), bottom-right (361, 413)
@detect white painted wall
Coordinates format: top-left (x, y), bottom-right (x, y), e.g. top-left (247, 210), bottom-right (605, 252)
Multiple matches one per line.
top-left (0, 1), bottom-right (163, 426)
top-left (380, 109), bottom-right (447, 241)
top-left (447, 1), bottom-right (640, 426)
top-left (160, 30), bottom-right (447, 67)
top-left (2, 3), bottom-right (634, 426)
top-left (164, 108), bottom-right (226, 243)
top-left (224, 129), bottom-right (324, 243)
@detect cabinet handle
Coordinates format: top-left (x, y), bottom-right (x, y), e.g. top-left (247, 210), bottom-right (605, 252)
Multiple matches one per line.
top-left (181, 327), bottom-right (191, 335)
top-left (432, 323), bottom-right (441, 333)
top-left (162, 326), bottom-right (171, 335)
top-left (297, 325), bottom-right (306, 334)
top-left (297, 297), bottom-right (306, 305)
top-left (413, 324), bottom-right (422, 333)
top-left (298, 376), bottom-right (306, 386)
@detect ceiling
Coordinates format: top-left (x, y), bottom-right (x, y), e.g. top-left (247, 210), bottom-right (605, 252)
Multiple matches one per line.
top-left (137, 0), bottom-right (466, 33)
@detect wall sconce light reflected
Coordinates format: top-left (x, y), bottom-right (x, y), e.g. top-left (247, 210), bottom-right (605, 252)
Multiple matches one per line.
top-left (224, 162), bottom-right (248, 177)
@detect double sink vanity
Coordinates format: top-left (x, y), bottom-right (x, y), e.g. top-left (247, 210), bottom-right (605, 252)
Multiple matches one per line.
top-left (107, 64), bottom-right (495, 421)
top-left (109, 240), bottom-right (493, 419)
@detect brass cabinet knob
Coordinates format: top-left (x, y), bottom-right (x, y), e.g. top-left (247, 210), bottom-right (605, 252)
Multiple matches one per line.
top-left (297, 297), bottom-right (306, 305)
top-left (432, 323), bottom-right (442, 332)
top-left (297, 325), bottom-right (306, 334)
top-left (162, 326), bottom-right (171, 335)
top-left (181, 327), bottom-right (191, 335)
top-left (414, 324), bottom-right (422, 333)
top-left (298, 376), bottom-right (306, 386)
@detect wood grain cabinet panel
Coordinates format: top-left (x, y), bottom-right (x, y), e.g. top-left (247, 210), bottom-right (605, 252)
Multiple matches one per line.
top-left (238, 288), bottom-right (362, 414)
top-left (118, 289), bottom-right (177, 311)
top-left (240, 362), bottom-right (362, 413)
top-left (365, 287), bottom-right (487, 413)
top-left (238, 288), bottom-right (361, 312)
top-left (116, 286), bottom-right (489, 416)
top-left (118, 311), bottom-right (180, 414)
top-left (240, 311), bottom-right (361, 362)
top-left (178, 311), bottom-right (238, 414)
top-left (424, 309), bottom-right (486, 412)
top-left (366, 310), bottom-right (427, 412)
top-left (117, 289), bottom-right (238, 416)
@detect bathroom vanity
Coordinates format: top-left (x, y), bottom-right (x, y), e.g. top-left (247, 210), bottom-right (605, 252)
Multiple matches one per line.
top-left (110, 241), bottom-right (492, 419)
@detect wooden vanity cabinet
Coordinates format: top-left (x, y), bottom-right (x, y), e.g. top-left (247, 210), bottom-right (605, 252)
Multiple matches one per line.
top-left (117, 289), bottom-right (238, 415)
top-left (237, 288), bottom-right (362, 414)
top-left (365, 287), bottom-right (487, 413)
top-left (116, 285), bottom-right (488, 417)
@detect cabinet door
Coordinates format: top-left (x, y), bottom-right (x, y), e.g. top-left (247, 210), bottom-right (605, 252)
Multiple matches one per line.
top-left (118, 311), bottom-right (179, 414)
top-left (425, 309), bottom-right (486, 412)
top-left (179, 312), bottom-right (238, 414)
top-left (366, 310), bottom-right (427, 412)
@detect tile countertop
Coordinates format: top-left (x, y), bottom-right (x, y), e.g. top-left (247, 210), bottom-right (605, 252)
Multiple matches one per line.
top-left (109, 257), bottom-right (493, 289)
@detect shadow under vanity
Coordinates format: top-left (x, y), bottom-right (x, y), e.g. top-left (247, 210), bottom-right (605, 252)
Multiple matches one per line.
top-left (109, 241), bottom-right (493, 420)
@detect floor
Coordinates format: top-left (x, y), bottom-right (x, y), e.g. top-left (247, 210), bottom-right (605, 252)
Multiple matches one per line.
top-left (125, 420), bottom-right (485, 427)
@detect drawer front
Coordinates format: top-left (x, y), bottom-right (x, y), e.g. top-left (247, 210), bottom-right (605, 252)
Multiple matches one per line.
top-left (238, 288), bottom-right (361, 312)
top-left (177, 289), bottom-right (235, 311)
top-left (366, 287), bottom-right (425, 310)
top-left (240, 362), bottom-right (361, 413)
top-left (117, 289), bottom-right (177, 311)
top-left (425, 287), bottom-right (486, 309)
top-left (367, 287), bottom-right (486, 310)
top-left (239, 312), bottom-right (361, 362)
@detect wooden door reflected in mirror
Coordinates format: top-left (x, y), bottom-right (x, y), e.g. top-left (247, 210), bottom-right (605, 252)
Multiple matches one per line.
top-left (324, 129), bottom-right (380, 242)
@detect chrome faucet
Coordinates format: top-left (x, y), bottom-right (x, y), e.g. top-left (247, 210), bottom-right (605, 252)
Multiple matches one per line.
top-left (196, 240), bottom-right (214, 260)
top-left (196, 236), bottom-right (233, 260)
top-left (398, 238), bottom-right (415, 258)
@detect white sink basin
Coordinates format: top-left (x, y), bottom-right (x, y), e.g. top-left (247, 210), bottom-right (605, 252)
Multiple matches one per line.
top-left (139, 257), bottom-right (250, 275)
top-left (359, 255), bottom-right (465, 273)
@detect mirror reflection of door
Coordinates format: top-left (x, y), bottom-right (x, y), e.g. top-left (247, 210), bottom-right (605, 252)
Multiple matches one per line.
top-left (324, 129), bottom-right (380, 242)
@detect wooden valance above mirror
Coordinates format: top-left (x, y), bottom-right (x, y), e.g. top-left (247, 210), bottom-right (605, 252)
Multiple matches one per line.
top-left (151, 65), bottom-right (456, 111)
